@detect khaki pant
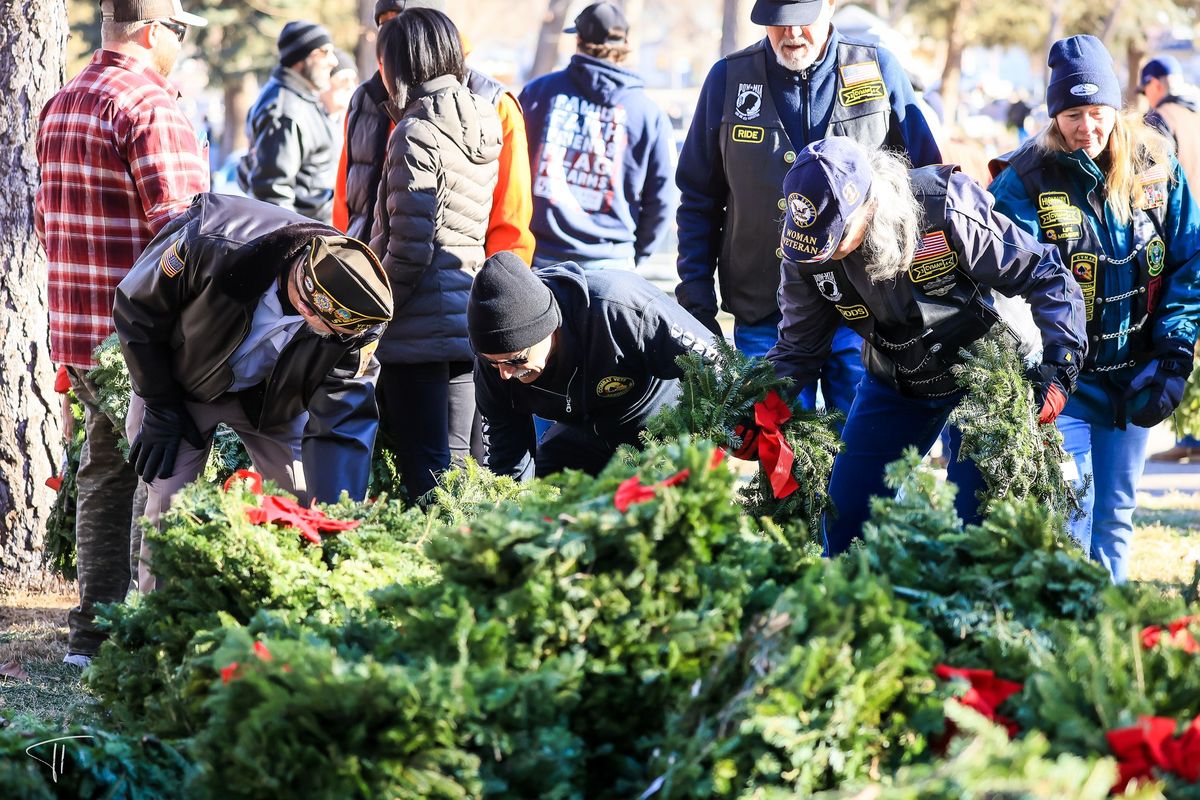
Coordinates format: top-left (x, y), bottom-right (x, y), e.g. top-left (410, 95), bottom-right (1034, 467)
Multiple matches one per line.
top-left (65, 369), bottom-right (144, 656)
top-left (126, 393), bottom-right (306, 592)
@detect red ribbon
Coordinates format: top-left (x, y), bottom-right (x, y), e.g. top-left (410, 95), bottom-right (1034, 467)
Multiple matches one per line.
top-left (613, 449), bottom-right (727, 512)
top-left (1141, 616), bottom-right (1200, 654)
top-left (45, 475), bottom-right (63, 491)
top-left (54, 365), bottom-right (71, 394)
top-left (223, 469), bottom-right (359, 544)
top-left (934, 665), bottom-right (1023, 738)
top-left (1108, 715), bottom-right (1200, 791)
top-left (753, 390), bottom-right (799, 500)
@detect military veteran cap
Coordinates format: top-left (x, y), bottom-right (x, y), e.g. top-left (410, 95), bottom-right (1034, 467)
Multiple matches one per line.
top-left (779, 137), bottom-right (872, 265)
top-left (299, 236), bottom-right (393, 332)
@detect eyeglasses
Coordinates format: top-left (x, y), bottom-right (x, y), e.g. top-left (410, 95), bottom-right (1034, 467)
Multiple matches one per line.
top-left (156, 19), bottom-right (187, 43)
top-left (483, 351), bottom-right (531, 367)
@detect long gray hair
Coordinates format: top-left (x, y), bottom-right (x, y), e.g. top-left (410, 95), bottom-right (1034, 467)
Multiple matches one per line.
top-left (859, 147), bottom-right (923, 283)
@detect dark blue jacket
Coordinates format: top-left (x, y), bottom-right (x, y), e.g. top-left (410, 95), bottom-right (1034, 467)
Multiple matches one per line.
top-left (519, 55), bottom-right (675, 266)
top-left (476, 262), bottom-right (717, 479)
top-left (676, 30), bottom-right (941, 320)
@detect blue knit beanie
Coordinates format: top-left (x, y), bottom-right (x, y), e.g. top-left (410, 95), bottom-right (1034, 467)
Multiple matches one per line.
top-left (1046, 35), bottom-right (1122, 117)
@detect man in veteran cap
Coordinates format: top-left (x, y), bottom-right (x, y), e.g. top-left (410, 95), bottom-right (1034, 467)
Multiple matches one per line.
top-left (764, 137), bottom-right (1086, 556)
top-left (114, 193), bottom-right (392, 591)
top-left (675, 0), bottom-right (942, 418)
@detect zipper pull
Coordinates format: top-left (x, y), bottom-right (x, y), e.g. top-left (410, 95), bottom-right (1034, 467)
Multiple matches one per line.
top-left (565, 395), bottom-right (572, 413)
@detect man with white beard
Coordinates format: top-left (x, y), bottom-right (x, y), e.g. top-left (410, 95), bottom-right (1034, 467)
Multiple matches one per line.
top-left (675, 0), bottom-right (941, 416)
top-left (764, 137), bottom-right (1087, 555)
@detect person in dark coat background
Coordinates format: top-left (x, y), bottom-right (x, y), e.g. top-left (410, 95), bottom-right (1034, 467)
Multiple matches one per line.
top-left (369, 8), bottom-right (502, 502)
top-left (519, 1), bottom-right (675, 270)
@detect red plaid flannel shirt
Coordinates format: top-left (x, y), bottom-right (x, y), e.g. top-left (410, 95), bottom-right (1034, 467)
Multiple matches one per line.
top-left (35, 49), bottom-right (209, 369)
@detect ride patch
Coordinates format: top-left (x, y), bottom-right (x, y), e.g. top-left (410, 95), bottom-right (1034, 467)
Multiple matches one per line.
top-left (909, 231), bottom-right (958, 296)
top-left (160, 241), bottom-right (185, 278)
top-left (731, 125), bottom-right (764, 143)
top-left (596, 375), bottom-right (634, 398)
top-left (1139, 165), bottom-right (1169, 210)
top-left (1036, 192), bottom-right (1083, 241)
top-left (838, 61), bottom-right (885, 106)
top-left (836, 304), bottom-right (869, 320)
top-left (1146, 237), bottom-right (1166, 277)
top-left (1071, 252), bottom-right (1098, 321)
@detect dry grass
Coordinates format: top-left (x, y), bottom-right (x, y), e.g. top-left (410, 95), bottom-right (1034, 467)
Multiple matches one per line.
top-left (1130, 491), bottom-right (1200, 588)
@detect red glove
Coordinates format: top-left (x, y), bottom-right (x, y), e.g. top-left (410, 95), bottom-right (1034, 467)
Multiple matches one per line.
top-left (732, 423), bottom-right (760, 461)
top-left (1037, 382), bottom-right (1067, 425)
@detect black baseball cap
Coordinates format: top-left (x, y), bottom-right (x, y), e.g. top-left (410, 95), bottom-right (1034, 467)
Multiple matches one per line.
top-left (750, 0), bottom-right (825, 27)
top-left (565, 2), bottom-right (629, 44)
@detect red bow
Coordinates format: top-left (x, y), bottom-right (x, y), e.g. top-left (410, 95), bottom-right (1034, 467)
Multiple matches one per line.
top-left (1141, 616), bottom-right (1200, 654)
top-left (934, 665), bottom-right (1023, 738)
top-left (1108, 715), bottom-right (1200, 791)
top-left (614, 449), bottom-right (726, 512)
top-left (753, 390), bottom-right (799, 499)
top-left (223, 469), bottom-right (359, 544)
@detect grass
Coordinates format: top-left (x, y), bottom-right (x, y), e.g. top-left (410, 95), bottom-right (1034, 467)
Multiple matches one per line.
top-left (1129, 490), bottom-right (1200, 591)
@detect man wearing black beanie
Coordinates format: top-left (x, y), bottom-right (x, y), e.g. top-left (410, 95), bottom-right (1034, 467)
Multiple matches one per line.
top-left (238, 20), bottom-right (339, 221)
top-left (469, 252), bottom-right (719, 478)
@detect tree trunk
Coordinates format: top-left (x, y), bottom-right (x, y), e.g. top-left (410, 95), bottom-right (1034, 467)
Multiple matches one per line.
top-left (0, 0), bottom-right (66, 592)
top-left (1041, 0), bottom-right (1067, 84)
top-left (356, 0), bottom-right (377, 82)
top-left (939, 0), bottom-right (974, 127)
top-left (888, 0), bottom-right (909, 28)
top-left (720, 0), bottom-right (741, 58)
top-left (1125, 38), bottom-right (1145, 108)
top-left (528, 0), bottom-right (573, 81)
top-left (623, 0), bottom-right (644, 69)
top-left (220, 71), bottom-right (257, 160)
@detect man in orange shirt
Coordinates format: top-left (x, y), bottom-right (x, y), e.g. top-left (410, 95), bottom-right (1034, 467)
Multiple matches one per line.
top-left (332, 0), bottom-right (533, 264)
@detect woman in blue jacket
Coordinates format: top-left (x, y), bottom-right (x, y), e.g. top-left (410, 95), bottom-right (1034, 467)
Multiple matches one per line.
top-left (990, 35), bottom-right (1200, 582)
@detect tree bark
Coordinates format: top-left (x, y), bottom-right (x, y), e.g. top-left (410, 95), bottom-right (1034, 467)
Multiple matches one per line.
top-left (220, 71), bottom-right (257, 160)
top-left (720, 0), bottom-right (742, 58)
top-left (0, 0), bottom-right (66, 591)
top-left (1041, 0), bottom-right (1067, 84)
top-left (528, 0), bottom-right (573, 81)
top-left (939, 0), bottom-right (974, 127)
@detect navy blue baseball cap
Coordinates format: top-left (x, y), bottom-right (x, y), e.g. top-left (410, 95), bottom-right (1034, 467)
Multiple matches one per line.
top-left (1140, 55), bottom-right (1183, 88)
top-left (751, 0), bottom-right (825, 26)
top-left (779, 137), bottom-right (872, 264)
top-left (565, 2), bottom-right (628, 44)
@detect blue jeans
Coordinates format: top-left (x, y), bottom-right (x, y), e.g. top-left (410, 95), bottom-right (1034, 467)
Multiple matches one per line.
top-left (1056, 415), bottom-right (1151, 584)
top-left (734, 314), bottom-right (865, 416)
top-left (825, 373), bottom-right (985, 556)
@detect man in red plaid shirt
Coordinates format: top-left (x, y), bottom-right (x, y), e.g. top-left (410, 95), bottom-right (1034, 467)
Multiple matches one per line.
top-left (35, 0), bottom-right (208, 667)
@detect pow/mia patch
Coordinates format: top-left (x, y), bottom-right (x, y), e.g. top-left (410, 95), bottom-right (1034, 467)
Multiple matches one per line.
top-left (836, 304), bottom-right (869, 321)
top-left (1147, 237), bottom-right (1166, 277)
top-left (1070, 253), bottom-right (1098, 321)
top-left (731, 124), bottom-right (765, 143)
top-left (159, 241), bottom-right (186, 278)
top-left (813, 271), bottom-right (843, 302)
top-left (788, 193), bottom-right (817, 228)
top-left (735, 83), bottom-right (763, 121)
top-left (1036, 192), bottom-right (1083, 241)
top-left (596, 376), bottom-right (635, 398)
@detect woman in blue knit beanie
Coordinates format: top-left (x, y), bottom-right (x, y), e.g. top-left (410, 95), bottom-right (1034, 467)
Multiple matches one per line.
top-left (988, 34), bottom-right (1200, 584)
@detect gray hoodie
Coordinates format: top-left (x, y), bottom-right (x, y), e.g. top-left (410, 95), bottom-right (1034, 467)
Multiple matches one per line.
top-left (371, 74), bottom-right (502, 363)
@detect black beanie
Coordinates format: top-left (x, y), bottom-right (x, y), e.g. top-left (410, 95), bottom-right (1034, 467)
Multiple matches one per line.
top-left (278, 20), bottom-right (333, 66)
top-left (468, 252), bottom-right (561, 354)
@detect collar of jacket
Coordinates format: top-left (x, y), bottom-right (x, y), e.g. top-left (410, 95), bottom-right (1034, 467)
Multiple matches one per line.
top-left (1053, 147), bottom-right (1105, 193)
top-left (408, 74), bottom-right (462, 102)
top-left (94, 48), bottom-right (182, 98)
top-left (272, 64), bottom-right (324, 104)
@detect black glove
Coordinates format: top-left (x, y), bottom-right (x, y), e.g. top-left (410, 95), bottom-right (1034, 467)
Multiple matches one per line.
top-left (129, 403), bottom-right (205, 482)
top-left (1126, 343), bottom-right (1193, 428)
top-left (676, 282), bottom-right (723, 338)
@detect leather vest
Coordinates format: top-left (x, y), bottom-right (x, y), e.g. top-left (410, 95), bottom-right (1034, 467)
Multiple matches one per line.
top-left (1000, 144), bottom-right (1168, 372)
top-left (719, 39), bottom-right (894, 324)
top-left (807, 166), bottom-right (1000, 398)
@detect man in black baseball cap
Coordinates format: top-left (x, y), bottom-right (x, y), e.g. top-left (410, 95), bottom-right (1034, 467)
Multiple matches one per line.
top-left (115, 192), bottom-right (392, 591)
top-left (469, 251), bottom-right (718, 479)
top-left (564, 1), bottom-right (628, 44)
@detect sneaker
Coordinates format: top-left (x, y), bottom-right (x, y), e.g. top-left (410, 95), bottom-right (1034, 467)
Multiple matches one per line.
top-left (1148, 445), bottom-right (1200, 463)
top-left (62, 653), bottom-right (92, 668)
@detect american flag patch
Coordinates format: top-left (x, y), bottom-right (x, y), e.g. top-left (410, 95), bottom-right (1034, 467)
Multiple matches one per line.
top-left (913, 231), bottom-right (951, 261)
top-left (1140, 165), bottom-right (1169, 184)
top-left (160, 241), bottom-right (185, 278)
top-left (840, 61), bottom-right (882, 87)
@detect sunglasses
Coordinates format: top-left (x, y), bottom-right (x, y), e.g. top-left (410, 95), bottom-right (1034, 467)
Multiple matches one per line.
top-left (157, 19), bottom-right (187, 43)
top-left (484, 351), bottom-right (531, 367)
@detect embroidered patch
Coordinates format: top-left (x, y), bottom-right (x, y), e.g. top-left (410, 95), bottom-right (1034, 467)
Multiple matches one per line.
top-left (735, 83), bottom-right (763, 121)
top-left (788, 193), bottom-right (817, 228)
top-left (910, 232), bottom-right (958, 296)
top-left (355, 340), bottom-right (378, 379)
top-left (596, 376), bottom-right (634, 398)
top-left (159, 241), bottom-right (185, 278)
top-left (813, 271), bottom-right (843, 302)
top-left (836, 304), bottom-right (869, 320)
top-left (842, 182), bottom-right (861, 205)
top-left (1070, 83), bottom-right (1099, 97)
top-left (312, 292), bottom-right (334, 313)
top-left (1036, 192), bottom-right (1083, 241)
top-left (1147, 237), bottom-right (1166, 277)
top-left (1140, 171), bottom-right (1167, 209)
top-left (731, 124), bottom-right (765, 143)
top-left (838, 81), bottom-right (886, 107)
top-left (840, 60), bottom-right (882, 86)
top-left (334, 308), bottom-right (353, 321)
top-left (1070, 253), bottom-right (1098, 322)
top-left (303, 276), bottom-right (315, 292)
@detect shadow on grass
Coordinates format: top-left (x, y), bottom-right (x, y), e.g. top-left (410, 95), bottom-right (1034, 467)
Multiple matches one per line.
top-left (0, 658), bottom-right (102, 730)
top-left (1133, 507), bottom-right (1200, 530)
